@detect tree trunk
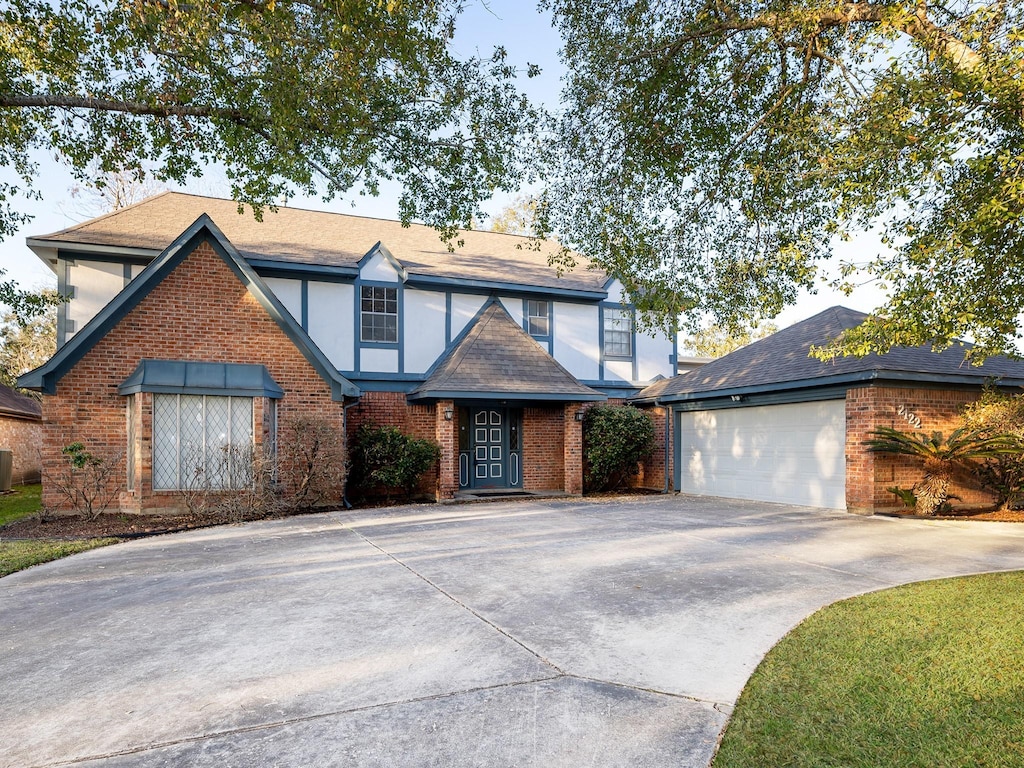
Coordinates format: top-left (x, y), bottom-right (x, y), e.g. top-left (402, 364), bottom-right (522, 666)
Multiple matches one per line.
top-left (914, 472), bottom-right (950, 516)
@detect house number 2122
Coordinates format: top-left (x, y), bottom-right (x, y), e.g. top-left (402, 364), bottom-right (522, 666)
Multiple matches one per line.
top-left (897, 404), bottom-right (922, 429)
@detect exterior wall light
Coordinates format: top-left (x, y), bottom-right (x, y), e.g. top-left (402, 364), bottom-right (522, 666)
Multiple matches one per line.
top-left (443, 406), bottom-right (454, 421)
top-left (574, 409), bottom-right (585, 421)
top-left (730, 395), bottom-right (744, 403)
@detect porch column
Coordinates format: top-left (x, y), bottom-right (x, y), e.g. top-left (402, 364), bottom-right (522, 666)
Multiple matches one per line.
top-left (435, 399), bottom-right (458, 501)
top-left (563, 402), bottom-right (584, 496)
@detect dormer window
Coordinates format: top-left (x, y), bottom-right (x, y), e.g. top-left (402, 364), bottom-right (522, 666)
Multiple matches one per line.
top-left (361, 285), bottom-right (398, 343)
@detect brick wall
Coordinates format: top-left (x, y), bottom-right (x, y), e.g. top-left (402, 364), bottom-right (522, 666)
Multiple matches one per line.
top-left (0, 414), bottom-right (42, 484)
top-left (523, 405), bottom-right (566, 491)
top-left (846, 385), bottom-right (991, 513)
top-left (42, 239), bottom-right (346, 515)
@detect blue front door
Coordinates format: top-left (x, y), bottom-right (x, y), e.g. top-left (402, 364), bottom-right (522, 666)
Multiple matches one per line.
top-left (459, 407), bottom-right (522, 490)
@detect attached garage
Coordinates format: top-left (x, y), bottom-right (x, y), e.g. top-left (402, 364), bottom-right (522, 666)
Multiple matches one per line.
top-left (678, 400), bottom-right (846, 509)
top-left (634, 306), bottom-right (1024, 514)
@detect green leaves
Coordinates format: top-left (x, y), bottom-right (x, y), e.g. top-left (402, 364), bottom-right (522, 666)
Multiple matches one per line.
top-left (543, 0), bottom-right (1024, 359)
top-left (0, 0), bottom-right (540, 237)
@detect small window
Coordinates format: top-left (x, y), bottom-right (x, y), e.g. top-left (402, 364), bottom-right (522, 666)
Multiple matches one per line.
top-left (360, 285), bottom-right (398, 343)
top-left (526, 300), bottom-right (550, 337)
top-left (603, 307), bottom-right (633, 358)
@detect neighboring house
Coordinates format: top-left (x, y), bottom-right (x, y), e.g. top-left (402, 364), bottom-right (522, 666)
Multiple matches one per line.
top-left (633, 306), bottom-right (1024, 514)
top-left (0, 384), bottom-right (42, 485)
top-left (19, 192), bottom-right (676, 513)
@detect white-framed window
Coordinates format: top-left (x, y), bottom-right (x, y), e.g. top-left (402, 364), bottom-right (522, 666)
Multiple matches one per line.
top-left (152, 394), bottom-right (254, 490)
top-left (526, 300), bottom-right (550, 337)
top-left (360, 285), bottom-right (398, 343)
top-left (603, 307), bottom-right (633, 358)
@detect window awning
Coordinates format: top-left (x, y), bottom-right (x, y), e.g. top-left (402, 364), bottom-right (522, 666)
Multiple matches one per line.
top-left (118, 360), bottom-right (285, 399)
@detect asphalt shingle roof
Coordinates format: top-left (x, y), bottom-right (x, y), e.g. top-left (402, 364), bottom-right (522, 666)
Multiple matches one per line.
top-left (410, 301), bottom-right (605, 401)
top-left (0, 384), bottom-right (41, 419)
top-left (637, 306), bottom-right (1024, 401)
top-left (32, 192), bottom-right (608, 294)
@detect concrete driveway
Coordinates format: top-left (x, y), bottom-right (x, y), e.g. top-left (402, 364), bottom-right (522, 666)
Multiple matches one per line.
top-left (5, 495), bottom-right (1024, 767)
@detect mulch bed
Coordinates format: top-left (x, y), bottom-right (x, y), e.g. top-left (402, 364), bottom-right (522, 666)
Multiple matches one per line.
top-left (878, 507), bottom-right (1024, 523)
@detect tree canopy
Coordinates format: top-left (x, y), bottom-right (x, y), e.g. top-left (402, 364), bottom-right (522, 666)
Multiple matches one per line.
top-left (541, 0), bottom-right (1024, 360)
top-left (0, 0), bottom-right (540, 242)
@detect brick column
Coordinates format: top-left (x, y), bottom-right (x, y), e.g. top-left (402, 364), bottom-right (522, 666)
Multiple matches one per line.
top-left (435, 400), bottom-right (458, 501)
top-left (563, 402), bottom-right (584, 495)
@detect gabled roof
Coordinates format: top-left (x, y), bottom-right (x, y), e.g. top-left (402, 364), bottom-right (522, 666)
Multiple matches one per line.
top-left (29, 192), bottom-right (609, 296)
top-left (0, 384), bottom-right (41, 420)
top-left (636, 306), bottom-right (1024, 403)
top-left (18, 215), bottom-right (359, 400)
top-left (409, 300), bottom-right (606, 402)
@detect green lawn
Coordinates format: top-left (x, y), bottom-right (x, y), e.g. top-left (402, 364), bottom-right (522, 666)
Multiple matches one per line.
top-left (0, 483), bottom-right (118, 576)
top-left (0, 538), bottom-right (118, 577)
top-left (713, 572), bottom-right (1024, 768)
top-left (0, 483), bottom-right (42, 526)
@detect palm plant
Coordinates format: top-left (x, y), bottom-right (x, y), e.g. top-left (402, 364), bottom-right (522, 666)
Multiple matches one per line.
top-left (865, 427), bottom-right (1022, 516)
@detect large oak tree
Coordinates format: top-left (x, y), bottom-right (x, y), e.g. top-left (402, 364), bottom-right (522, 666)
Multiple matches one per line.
top-left (0, 0), bottom-right (539, 243)
top-left (542, 0), bottom-right (1024, 359)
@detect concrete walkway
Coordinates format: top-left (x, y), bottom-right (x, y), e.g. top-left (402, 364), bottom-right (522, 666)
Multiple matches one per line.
top-left (4, 495), bottom-right (1024, 767)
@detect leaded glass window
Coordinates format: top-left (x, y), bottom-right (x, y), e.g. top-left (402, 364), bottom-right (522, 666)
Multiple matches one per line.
top-left (152, 394), bottom-right (254, 491)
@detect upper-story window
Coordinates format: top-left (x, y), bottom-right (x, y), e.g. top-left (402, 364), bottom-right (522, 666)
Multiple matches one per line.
top-left (360, 285), bottom-right (398, 343)
top-left (526, 300), bottom-right (550, 337)
top-left (603, 306), bottom-right (633, 358)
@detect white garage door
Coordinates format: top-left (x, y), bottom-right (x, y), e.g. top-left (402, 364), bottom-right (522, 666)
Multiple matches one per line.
top-left (678, 400), bottom-right (846, 510)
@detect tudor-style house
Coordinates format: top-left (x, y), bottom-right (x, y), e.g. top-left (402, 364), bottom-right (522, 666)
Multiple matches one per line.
top-left (20, 192), bottom-right (676, 513)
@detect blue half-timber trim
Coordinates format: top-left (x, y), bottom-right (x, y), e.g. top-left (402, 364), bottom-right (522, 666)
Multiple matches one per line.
top-left (300, 280), bottom-right (309, 331)
top-left (445, 292), bottom-right (452, 345)
top-left (18, 215), bottom-right (359, 400)
top-left (249, 260), bottom-right (357, 281)
top-left (414, 296), bottom-right (501, 385)
top-left (407, 389), bottom-right (606, 403)
top-left (122, 263), bottom-right (132, 286)
top-left (54, 247), bottom-right (151, 267)
top-left (405, 273), bottom-right (606, 301)
top-left (56, 257), bottom-right (69, 348)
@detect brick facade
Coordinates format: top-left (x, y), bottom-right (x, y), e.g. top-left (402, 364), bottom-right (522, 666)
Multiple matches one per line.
top-left (42, 239), bottom-right (347, 515)
top-left (0, 414), bottom-right (42, 485)
top-left (845, 384), bottom-right (991, 513)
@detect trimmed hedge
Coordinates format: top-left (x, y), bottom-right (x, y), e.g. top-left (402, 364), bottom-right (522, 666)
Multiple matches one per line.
top-left (583, 405), bottom-right (654, 492)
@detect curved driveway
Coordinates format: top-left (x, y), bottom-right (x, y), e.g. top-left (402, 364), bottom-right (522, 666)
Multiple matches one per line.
top-left (4, 495), bottom-right (1024, 767)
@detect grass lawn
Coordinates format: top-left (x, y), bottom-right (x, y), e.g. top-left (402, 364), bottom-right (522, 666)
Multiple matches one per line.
top-left (0, 538), bottom-right (119, 577)
top-left (713, 572), bottom-right (1024, 768)
top-left (0, 483), bottom-right (118, 576)
top-left (0, 483), bottom-right (42, 526)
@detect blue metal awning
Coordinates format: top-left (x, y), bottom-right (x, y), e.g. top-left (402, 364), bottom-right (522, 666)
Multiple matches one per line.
top-left (118, 360), bottom-right (285, 399)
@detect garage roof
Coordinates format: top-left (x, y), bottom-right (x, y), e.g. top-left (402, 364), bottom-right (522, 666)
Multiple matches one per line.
top-left (636, 306), bottom-right (1024, 403)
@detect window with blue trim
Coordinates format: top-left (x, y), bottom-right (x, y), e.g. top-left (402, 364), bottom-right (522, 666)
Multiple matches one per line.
top-left (526, 300), bottom-right (550, 338)
top-left (603, 307), bottom-right (633, 358)
top-left (360, 285), bottom-right (398, 343)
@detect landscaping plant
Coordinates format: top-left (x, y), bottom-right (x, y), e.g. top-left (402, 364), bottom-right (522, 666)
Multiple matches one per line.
top-left (582, 405), bottom-right (655, 492)
top-left (348, 424), bottom-right (440, 502)
top-left (44, 442), bottom-right (124, 520)
top-left (960, 388), bottom-right (1024, 509)
top-left (276, 415), bottom-right (346, 509)
top-left (865, 427), bottom-right (1021, 515)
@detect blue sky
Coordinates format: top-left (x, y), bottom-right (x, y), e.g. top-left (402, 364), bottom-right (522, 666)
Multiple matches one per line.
top-left (0, 0), bottom-right (887, 330)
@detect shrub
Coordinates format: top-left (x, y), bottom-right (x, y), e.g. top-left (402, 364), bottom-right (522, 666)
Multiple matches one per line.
top-left (44, 442), bottom-right (124, 520)
top-left (276, 415), bottom-right (346, 509)
top-left (583, 405), bottom-right (655, 492)
top-left (960, 388), bottom-right (1024, 509)
top-left (349, 424), bottom-right (440, 502)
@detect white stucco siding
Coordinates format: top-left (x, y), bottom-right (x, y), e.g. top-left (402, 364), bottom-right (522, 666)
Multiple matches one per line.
top-left (67, 260), bottom-right (125, 337)
top-left (360, 252), bottom-right (400, 282)
top-left (361, 347), bottom-right (399, 373)
top-left (130, 264), bottom-right (146, 280)
top-left (553, 302), bottom-right (599, 380)
top-left (262, 277), bottom-right (303, 324)
top-left (678, 401), bottom-right (846, 510)
top-left (307, 281), bottom-right (354, 370)
top-left (604, 359), bottom-right (633, 382)
top-left (636, 330), bottom-right (675, 382)
top-left (499, 297), bottom-right (523, 326)
top-left (450, 294), bottom-right (487, 340)
top-left (605, 279), bottom-right (625, 304)
top-left (405, 289), bottom-right (447, 373)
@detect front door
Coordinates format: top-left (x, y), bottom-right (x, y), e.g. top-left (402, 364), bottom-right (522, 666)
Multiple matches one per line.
top-left (459, 407), bottom-right (522, 490)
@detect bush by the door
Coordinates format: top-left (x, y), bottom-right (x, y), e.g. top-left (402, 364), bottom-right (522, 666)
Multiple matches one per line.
top-left (349, 424), bottom-right (440, 502)
top-left (583, 405), bottom-right (654, 492)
